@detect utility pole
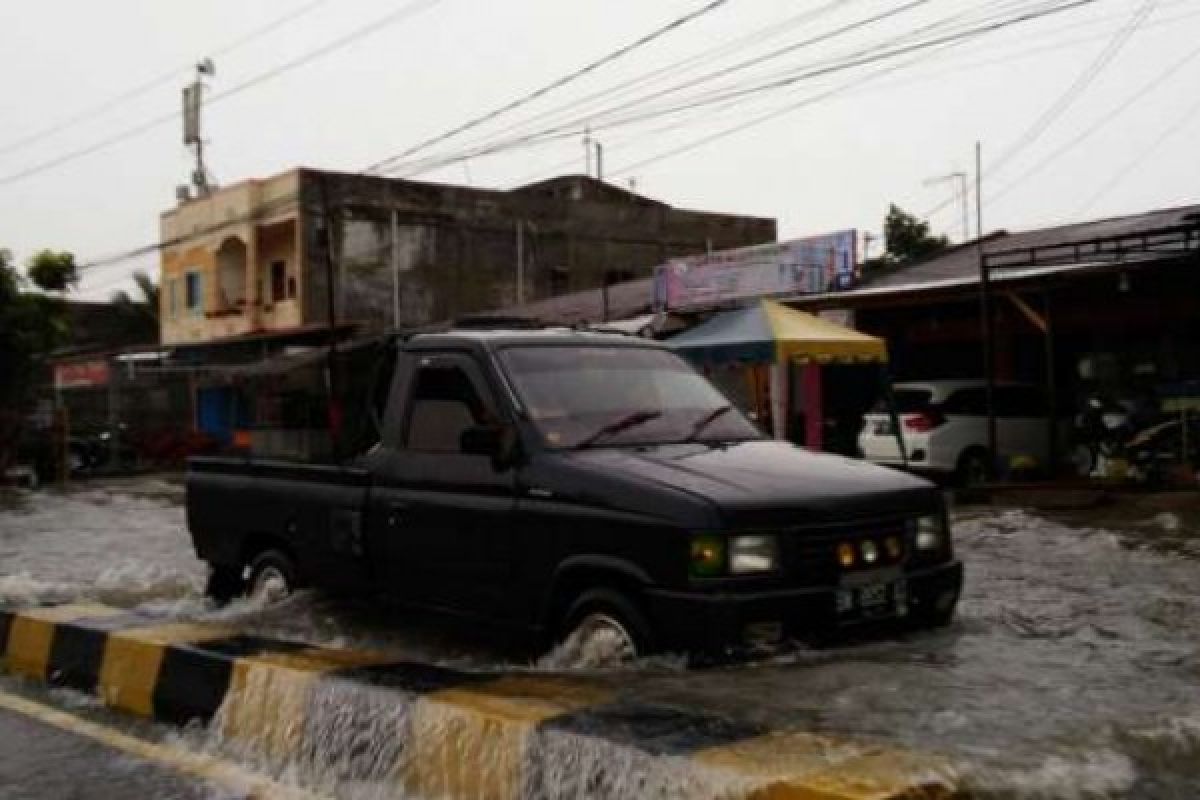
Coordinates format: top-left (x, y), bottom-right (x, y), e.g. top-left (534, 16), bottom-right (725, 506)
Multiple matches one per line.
top-left (925, 171), bottom-right (969, 242)
top-left (583, 127), bottom-right (593, 177)
top-left (390, 209), bottom-right (401, 329)
top-left (976, 142), bottom-right (997, 479)
top-left (515, 219), bottom-right (525, 305)
top-left (182, 59), bottom-right (216, 198)
top-left (595, 140), bottom-right (604, 182)
top-left (320, 177), bottom-right (341, 462)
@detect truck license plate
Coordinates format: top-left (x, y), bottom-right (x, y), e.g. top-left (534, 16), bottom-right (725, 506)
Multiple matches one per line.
top-left (837, 578), bottom-right (907, 619)
top-left (860, 583), bottom-right (888, 608)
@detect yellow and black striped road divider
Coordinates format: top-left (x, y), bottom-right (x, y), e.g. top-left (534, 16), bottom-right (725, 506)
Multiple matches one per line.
top-left (0, 603), bottom-right (962, 799)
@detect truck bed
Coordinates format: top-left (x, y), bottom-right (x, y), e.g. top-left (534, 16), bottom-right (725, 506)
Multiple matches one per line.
top-left (187, 456), bottom-right (372, 587)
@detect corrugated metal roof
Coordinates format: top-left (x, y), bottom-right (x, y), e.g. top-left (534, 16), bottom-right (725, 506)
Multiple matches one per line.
top-left (859, 203), bottom-right (1200, 291)
top-left (500, 277), bottom-right (655, 325)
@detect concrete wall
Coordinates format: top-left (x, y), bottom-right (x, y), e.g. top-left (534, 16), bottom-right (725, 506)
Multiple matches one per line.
top-left (299, 170), bottom-right (776, 330)
top-left (162, 168), bottom-right (776, 344)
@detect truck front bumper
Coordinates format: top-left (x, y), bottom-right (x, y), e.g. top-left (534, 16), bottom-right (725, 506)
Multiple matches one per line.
top-left (645, 560), bottom-right (964, 653)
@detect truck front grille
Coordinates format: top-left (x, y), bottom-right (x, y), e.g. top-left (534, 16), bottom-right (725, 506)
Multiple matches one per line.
top-left (782, 519), bottom-right (910, 584)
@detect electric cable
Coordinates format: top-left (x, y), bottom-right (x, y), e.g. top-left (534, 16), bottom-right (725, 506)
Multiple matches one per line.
top-left (0, 0), bottom-right (335, 158)
top-left (363, 0), bottom-right (736, 174)
top-left (0, 0), bottom-right (447, 187)
top-left (388, 0), bottom-right (1102, 180)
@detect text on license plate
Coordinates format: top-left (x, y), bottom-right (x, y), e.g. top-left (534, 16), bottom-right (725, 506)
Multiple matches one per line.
top-left (836, 579), bottom-right (908, 618)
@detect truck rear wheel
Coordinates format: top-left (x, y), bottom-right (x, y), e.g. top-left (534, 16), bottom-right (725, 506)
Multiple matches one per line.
top-left (247, 549), bottom-right (299, 605)
top-left (560, 587), bottom-right (656, 667)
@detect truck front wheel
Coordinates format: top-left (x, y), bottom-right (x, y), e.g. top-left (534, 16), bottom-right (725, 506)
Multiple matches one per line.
top-left (246, 549), bottom-right (299, 605)
top-left (559, 588), bottom-right (656, 667)
top-left (204, 565), bottom-right (244, 606)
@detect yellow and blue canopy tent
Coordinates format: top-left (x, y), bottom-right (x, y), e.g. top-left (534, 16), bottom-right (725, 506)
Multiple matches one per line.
top-left (668, 299), bottom-right (899, 456)
top-left (666, 298), bottom-right (887, 366)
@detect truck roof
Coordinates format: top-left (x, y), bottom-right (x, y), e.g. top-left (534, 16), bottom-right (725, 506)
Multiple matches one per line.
top-left (405, 326), bottom-right (666, 351)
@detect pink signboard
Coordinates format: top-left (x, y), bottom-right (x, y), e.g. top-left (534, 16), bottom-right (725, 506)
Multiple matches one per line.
top-left (53, 359), bottom-right (110, 390)
top-left (653, 230), bottom-right (857, 311)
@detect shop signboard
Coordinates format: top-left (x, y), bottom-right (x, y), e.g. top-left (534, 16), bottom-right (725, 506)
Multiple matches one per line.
top-left (653, 230), bottom-right (857, 311)
top-left (53, 359), bottom-right (110, 390)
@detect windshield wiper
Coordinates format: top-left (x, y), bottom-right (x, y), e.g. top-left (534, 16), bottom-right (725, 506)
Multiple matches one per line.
top-left (574, 410), bottom-right (663, 449)
top-left (684, 405), bottom-right (734, 442)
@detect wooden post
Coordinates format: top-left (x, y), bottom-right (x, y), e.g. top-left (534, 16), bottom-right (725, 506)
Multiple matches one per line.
top-left (769, 361), bottom-right (787, 441)
top-left (1043, 290), bottom-right (1058, 476)
top-left (803, 363), bottom-right (824, 451)
top-left (55, 406), bottom-right (70, 486)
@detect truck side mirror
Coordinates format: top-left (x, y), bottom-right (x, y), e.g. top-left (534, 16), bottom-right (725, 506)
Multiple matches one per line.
top-left (460, 424), bottom-right (503, 457)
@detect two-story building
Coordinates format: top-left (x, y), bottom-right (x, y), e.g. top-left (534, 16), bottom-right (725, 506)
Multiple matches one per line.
top-left (159, 168), bottom-right (777, 347)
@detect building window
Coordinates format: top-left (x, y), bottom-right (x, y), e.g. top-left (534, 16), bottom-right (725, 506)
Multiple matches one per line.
top-left (185, 272), bottom-right (203, 315)
top-left (271, 260), bottom-right (287, 303)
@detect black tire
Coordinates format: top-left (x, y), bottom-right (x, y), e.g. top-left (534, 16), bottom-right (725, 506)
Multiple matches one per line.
top-left (956, 448), bottom-right (991, 487)
top-left (204, 564), bottom-right (244, 606)
top-left (246, 549), bottom-right (300, 604)
top-left (914, 604), bottom-right (957, 629)
top-left (560, 587), bottom-right (657, 662)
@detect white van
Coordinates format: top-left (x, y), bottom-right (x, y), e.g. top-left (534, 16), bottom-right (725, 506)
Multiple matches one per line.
top-left (858, 381), bottom-right (1054, 484)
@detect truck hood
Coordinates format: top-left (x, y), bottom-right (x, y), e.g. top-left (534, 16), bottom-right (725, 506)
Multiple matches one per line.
top-left (565, 440), bottom-right (938, 525)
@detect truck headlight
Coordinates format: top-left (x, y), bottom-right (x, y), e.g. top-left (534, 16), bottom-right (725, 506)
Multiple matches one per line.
top-left (730, 534), bottom-right (779, 574)
top-left (914, 514), bottom-right (944, 551)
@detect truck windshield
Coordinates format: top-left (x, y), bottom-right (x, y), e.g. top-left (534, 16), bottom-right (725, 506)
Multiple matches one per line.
top-left (499, 345), bottom-right (762, 449)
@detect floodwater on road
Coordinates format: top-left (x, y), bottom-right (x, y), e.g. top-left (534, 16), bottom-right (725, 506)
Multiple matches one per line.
top-left (1, 476), bottom-right (1199, 798)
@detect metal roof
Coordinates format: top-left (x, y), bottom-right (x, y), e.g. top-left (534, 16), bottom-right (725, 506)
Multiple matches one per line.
top-left (784, 203), bottom-right (1200, 308)
top-left (864, 204), bottom-right (1199, 290)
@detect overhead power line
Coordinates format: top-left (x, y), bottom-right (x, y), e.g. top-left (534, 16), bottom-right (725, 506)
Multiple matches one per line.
top-left (988, 0), bottom-right (1158, 176)
top-left (363, 0), bottom-right (735, 174)
top-left (384, 0), bottom-right (860, 180)
top-left (0, 0), bottom-right (335, 158)
top-left (1076, 86), bottom-right (1200, 214)
top-left (512, 0), bottom-right (1195, 188)
top-left (923, 0), bottom-right (1157, 225)
top-left (987, 36), bottom-right (1200, 209)
top-left (390, 0), bottom-right (1103, 180)
top-left (379, 0), bottom-right (938, 177)
top-left (0, 0), bottom-right (447, 187)
top-left (612, 43), bottom-right (960, 178)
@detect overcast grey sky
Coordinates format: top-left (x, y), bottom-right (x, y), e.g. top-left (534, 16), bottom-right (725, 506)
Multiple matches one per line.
top-left (1, 0), bottom-right (1198, 300)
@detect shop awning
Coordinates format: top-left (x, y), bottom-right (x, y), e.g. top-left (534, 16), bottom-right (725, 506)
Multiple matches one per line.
top-left (667, 298), bottom-right (887, 365)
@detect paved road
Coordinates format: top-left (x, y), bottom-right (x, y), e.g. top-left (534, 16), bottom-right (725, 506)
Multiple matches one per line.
top-left (0, 702), bottom-right (212, 800)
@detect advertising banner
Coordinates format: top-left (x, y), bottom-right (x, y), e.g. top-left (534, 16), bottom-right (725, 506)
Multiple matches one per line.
top-left (53, 359), bottom-right (110, 390)
top-left (654, 230), bottom-right (857, 311)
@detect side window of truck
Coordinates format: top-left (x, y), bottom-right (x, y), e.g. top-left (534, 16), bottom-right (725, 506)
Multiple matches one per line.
top-left (403, 358), bottom-right (493, 454)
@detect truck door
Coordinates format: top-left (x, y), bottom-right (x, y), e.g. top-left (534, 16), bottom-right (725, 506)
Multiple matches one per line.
top-left (366, 352), bottom-right (517, 620)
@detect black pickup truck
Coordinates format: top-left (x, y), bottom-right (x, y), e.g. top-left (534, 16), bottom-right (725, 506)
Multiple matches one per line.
top-left (187, 327), bottom-right (962, 658)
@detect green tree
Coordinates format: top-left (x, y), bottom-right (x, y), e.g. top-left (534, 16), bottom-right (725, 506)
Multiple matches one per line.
top-left (26, 249), bottom-right (79, 292)
top-left (864, 205), bottom-right (949, 270)
top-left (110, 271), bottom-right (160, 323)
top-left (0, 248), bottom-right (70, 467)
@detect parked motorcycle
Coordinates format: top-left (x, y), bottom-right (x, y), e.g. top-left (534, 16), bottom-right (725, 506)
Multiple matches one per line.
top-left (1068, 395), bottom-right (1133, 478)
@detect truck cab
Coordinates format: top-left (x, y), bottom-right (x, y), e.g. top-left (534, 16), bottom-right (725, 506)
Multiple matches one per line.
top-left (187, 327), bottom-right (963, 659)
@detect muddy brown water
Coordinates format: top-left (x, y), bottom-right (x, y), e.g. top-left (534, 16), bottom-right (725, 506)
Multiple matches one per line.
top-left (1, 478), bottom-right (1198, 798)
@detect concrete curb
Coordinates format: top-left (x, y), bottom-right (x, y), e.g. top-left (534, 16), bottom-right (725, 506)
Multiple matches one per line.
top-left (1, 603), bottom-right (961, 799)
